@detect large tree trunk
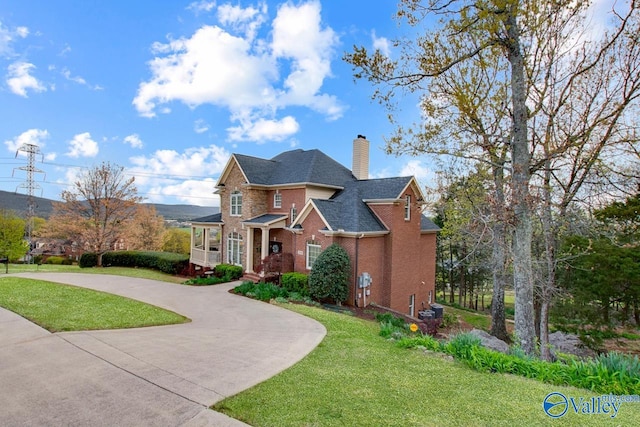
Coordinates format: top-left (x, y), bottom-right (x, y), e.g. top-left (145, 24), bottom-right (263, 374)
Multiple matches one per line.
top-left (506, 7), bottom-right (537, 356)
top-left (490, 162), bottom-right (510, 341)
top-left (539, 159), bottom-right (556, 361)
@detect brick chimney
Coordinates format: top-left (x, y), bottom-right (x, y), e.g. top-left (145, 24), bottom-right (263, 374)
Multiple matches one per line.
top-left (352, 135), bottom-right (369, 180)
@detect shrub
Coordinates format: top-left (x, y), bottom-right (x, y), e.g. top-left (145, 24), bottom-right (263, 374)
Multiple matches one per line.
top-left (282, 272), bottom-right (309, 295)
top-left (183, 276), bottom-right (229, 286)
top-left (79, 252), bottom-right (98, 268)
top-left (308, 244), bottom-right (350, 304)
top-left (375, 312), bottom-right (406, 329)
top-left (43, 256), bottom-right (72, 265)
top-left (214, 264), bottom-right (243, 280)
top-left (233, 281), bottom-right (288, 301)
top-left (396, 335), bottom-right (441, 352)
top-left (443, 332), bottom-right (482, 359)
top-left (100, 251), bottom-right (189, 275)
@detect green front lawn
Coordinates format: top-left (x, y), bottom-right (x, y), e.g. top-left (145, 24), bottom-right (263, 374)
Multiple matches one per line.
top-left (2, 263), bottom-right (185, 283)
top-left (0, 277), bottom-right (189, 331)
top-left (214, 303), bottom-right (640, 426)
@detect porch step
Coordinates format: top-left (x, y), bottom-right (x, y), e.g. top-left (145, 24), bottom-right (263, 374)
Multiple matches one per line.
top-left (241, 272), bottom-right (261, 283)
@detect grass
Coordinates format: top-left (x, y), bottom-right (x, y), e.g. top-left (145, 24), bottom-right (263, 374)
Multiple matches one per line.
top-left (0, 277), bottom-right (189, 332)
top-left (2, 263), bottom-right (185, 283)
top-left (214, 303), bottom-right (640, 426)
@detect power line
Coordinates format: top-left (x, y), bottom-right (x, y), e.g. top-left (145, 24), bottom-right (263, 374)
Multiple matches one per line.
top-left (13, 144), bottom-right (45, 263)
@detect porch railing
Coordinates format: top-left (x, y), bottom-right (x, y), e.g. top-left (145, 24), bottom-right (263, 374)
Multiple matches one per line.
top-left (190, 248), bottom-right (222, 268)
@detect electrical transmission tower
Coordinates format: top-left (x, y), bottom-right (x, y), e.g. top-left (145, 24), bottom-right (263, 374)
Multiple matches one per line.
top-left (13, 143), bottom-right (45, 263)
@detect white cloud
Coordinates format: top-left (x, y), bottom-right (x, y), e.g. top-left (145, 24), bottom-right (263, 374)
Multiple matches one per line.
top-left (227, 114), bottom-right (299, 142)
top-left (59, 44), bottom-right (71, 56)
top-left (6, 61), bottom-right (47, 97)
top-left (187, 1), bottom-right (216, 14)
top-left (15, 26), bottom-right (29, 38)
top-left (0, 21), bottom-right (29, 57)
top-left (4, 128), bottom-right (49, 153)
top-left (271, 1), bottom-right (341, 117)
top-left (400, 160), bottom-right (434, 181)
top-left (217, 2), bottom-right (267, 40)
top-left (66, 132), bottom-right (99, 158)
top-left (129, 145), bottom-right (229, 179)
top-left (62, 67), bottom-right (102, 90)
top-left (133, 25), bottom-right (277, 117)
top-left (62, 68), bottom-right (86, 85)
top-left (372, 30), bottom-right (391, 57)
top-left (134, 0), bottom-right (342, 142)
top-left (128, 145), bottom-right (230, 206)
top-left (123, 134), bottom-right (144, 148)
top-left (144, 178), bottom-right (219, 206)
top-left (194, 119), bottom-right (209, 134)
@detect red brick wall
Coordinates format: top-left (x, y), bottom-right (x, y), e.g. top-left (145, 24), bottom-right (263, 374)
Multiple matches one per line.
top-left (267, 188), bottom-right (306, 224)
top-left (292, 209), bottom-right (334, 273)
top-left (351, 236), bottom-right (387, 308)
top-left (367, 186), bottom-right (436, 315)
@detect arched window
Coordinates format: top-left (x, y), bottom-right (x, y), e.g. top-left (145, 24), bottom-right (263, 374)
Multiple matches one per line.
top-left (227, 232), bottom-right (244, 266)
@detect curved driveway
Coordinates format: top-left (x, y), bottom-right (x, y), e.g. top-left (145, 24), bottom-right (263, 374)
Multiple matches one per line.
top-left (0, 273), bottom-right (326, 426)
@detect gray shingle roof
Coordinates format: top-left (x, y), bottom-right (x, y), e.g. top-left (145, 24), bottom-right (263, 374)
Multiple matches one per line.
top-left (191, 213), bottom-right (223, 223)
top-left (234, 149), bottom-right (355, 187)
top-left (421, 216), bottom-right (440, 232)
top-left (311, 177), bottom-right (413, 233)
top-left (242, 214), bottom-right (288, 225)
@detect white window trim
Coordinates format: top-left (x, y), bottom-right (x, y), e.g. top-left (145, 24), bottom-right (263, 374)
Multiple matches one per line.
top-left (306, 242), bottom-right (321, 270)
top-left (227, 232), bottom-right (244, 266)
top-left (230, 191), bottom-right (242, 217)
top-left (404, 195), bottom-right (411, 221)
top-left (274, 192), bottom-right (282, 208)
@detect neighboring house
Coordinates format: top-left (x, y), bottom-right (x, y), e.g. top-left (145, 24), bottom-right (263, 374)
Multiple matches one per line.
top-left (190, 136), bottom-right (439, 316)
top-left (31, 238), bottom-right (81, 261)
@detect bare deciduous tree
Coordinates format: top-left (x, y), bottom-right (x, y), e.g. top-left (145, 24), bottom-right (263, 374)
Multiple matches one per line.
top-left (47, 162), bottom-right (141, 266)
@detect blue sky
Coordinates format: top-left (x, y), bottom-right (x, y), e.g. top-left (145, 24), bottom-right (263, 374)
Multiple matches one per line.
top-left (0, 0), bottom-right (434, 207)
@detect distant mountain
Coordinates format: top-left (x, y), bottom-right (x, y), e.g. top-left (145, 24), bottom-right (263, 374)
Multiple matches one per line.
top-left (140, 203), bottom-right (217, 221)
top-left (0, 190), bottom-right (217, 221)
top-left (0, 191), bottom-right (54, 218)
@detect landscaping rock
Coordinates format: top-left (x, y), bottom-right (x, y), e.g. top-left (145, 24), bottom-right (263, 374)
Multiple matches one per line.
top-left (470, 329), bottom-right (510, 354)
top-left (548, 331), bottom-right (597, 359)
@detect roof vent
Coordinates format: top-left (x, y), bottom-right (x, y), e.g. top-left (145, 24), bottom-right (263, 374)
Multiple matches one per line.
top-left (352, 135), bottom-right (369, 180)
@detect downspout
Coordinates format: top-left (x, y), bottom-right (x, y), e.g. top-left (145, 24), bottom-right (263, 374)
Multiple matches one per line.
top-left (354, 233), bottom-right (364, 307)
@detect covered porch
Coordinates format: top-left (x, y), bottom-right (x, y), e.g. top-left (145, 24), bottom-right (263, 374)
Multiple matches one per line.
top-left (190, 214), bottom-right (223, 271)
top-left (242, 214), bottom-right (288, 275)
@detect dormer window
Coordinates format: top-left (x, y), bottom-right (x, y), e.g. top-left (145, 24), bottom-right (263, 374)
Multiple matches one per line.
top-left (274, 192), bottom-right (282, 209)
top-left (404, 195), bottom-right (411, 221)
top-left (230, 191), bottom-right (242, 216)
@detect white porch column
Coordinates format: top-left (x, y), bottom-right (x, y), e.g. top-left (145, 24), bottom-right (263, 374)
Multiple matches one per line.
top-left (245, 226), bottom-right (254, 273)
top-left (261, 227), bottom-right (269, 262)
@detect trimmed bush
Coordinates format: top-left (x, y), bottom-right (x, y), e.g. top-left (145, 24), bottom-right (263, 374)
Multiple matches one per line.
top-left (79, 252), bottom-right (98, 268)
top-left (99, 251), bottom-right (189, 275)
top-left (308, 244), bottom-right (350, 304)
top-left (183, 263), bottom-right (243, 286)
top-left (281, 272), bottom-right (309, 295)
top-left (43, 256), bottom-right (72, 265)
top-left (214, 264), bottom-right (243, 280)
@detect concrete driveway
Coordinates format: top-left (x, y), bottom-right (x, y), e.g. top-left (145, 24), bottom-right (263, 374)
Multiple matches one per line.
top-left (0, 273), bottom-right (326, 426)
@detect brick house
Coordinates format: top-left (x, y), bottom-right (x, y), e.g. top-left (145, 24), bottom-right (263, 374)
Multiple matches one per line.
top-left (190, 136), bottom-right (439, 316)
